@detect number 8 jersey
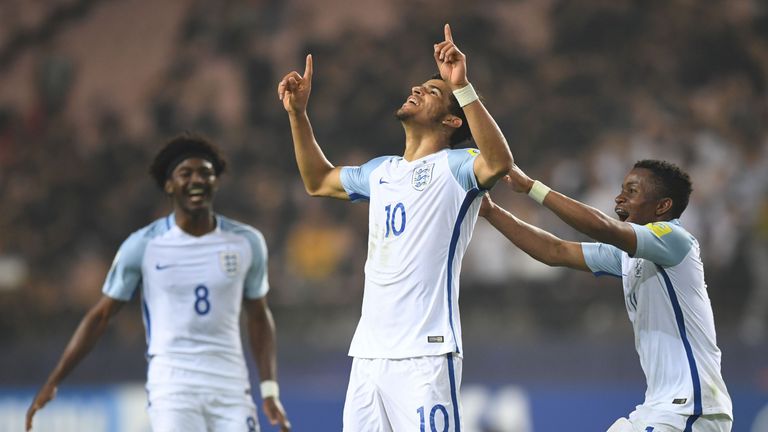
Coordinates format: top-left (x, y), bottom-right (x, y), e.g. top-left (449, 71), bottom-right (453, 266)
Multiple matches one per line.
top-left (102, 214), bottom-right (269, 395)
top-left (341, 148), bottom-right (482, 359)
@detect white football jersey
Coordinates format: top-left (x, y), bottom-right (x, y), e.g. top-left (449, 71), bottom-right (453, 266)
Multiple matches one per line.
top-left (340, 148), bottom-right (482, 359)
top-left (102, 214), bottom-right (269, 395)
top-left (582, 220), bottom-right (732, 421)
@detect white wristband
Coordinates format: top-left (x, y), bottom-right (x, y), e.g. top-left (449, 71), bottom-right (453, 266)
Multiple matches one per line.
top-left (528, 180), bottom-right (551, 204)
top-left (452, 83), bottom-right (478, 107)
top-left (260, 380), bottom-right (279, 399)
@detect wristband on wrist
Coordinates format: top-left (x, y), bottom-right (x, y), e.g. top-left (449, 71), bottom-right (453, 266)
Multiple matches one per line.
top-left (452, 83), bottom-right (479, 107)
top-left (528, 180), bottom-right (551, 204)
top-left (260, 380), bottom-right (279, 399)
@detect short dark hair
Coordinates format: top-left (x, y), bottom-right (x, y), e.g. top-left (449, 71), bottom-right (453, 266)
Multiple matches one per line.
top-left (149, 133), bottom-right (227, 189)
top-left (431, 74), bottom-right (473, 148)
top-left (633, 159), bottom-right (693, 219)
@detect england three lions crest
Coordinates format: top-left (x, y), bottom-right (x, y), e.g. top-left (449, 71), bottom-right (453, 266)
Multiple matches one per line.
top-left (412, 163), bottom-right (435, 191)
top-left (219, 251), bottom-right (240, 277)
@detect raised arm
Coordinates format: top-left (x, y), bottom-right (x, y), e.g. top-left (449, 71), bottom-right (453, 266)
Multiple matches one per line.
top-left (244, 297), bottom-right (290, 432)
top-left (278, 54), bottom-right (346, 199)
top-left (26, 296), bottom-right (125, 431)
top-left (480, 194), bottom-right (590, 271)
top-left (506, 165), bottom-right (638, 254)
top-left (434, 24), bottom-right (513, 189)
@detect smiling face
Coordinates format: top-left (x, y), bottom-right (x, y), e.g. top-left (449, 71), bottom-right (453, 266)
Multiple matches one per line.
top-left (614, 167), bottom-right (673, 224)
top-left (395, 78), bottom-right (454, 125)
top-left (165, 157), bottom-right (218, 215)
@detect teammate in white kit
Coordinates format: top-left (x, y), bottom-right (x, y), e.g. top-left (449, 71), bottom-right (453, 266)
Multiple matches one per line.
top-left (278, 24), bottom-right (513, 431)
top-left (480, 160), bottom-right (732, 432)
top-left (26, 135), bottom-right (291, 432)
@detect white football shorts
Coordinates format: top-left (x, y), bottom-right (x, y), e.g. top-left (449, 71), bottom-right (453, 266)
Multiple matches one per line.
top-left (147, 390), bottom-right (258, 432)
top-left (343, 353), bottom-right (464, 432)
top-left (607, 405), bottom-right (732, 432)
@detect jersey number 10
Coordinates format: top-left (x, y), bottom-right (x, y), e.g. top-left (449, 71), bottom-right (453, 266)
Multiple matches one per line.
top-left (384, 203), bottom-right (407, 237)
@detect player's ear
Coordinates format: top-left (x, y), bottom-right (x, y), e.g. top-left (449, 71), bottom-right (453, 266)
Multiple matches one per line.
top-left (164, 179), bottom-right (174, 195)
top-left (656, 197), bottom-right (673, 216)
top-left (441, 114), bottom-right (462, 130)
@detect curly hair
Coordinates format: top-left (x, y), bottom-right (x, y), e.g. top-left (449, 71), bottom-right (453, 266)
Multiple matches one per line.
top-left (634, 159), bottom-right (693, 219)
top-left (149, 133), bottom-right (227, 189)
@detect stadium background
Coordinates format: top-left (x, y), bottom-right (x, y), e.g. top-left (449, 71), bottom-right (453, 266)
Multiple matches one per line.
top-left (0, 0), bottom-right (766, 430)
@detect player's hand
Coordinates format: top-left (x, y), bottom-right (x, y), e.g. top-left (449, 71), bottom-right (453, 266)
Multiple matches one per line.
top-left (434, 24), bottom-right (468, 90)
top-left (478, 192), bottom-right (497, 219)
top-left (278, 54), bottom-right (313, 115)
top-left (26, 383), bottom-right (57, 431)
top-left (505, 164), bottom-right (535, 194)
top-left (263, 397), bottom-right (291, 432)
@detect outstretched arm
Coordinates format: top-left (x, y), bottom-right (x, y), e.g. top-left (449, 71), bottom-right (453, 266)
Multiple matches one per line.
top-left (278, 54), bottom-right (346, 199)
top-left (434, 24), bottom-right (513, 189)
top-left (26, 296), bottom-right (125, 431)
top-left (244, 298), bottom-right (290, 432)
top-left (506, 165), bottom-right (638, 254)
top-left (480, 194), bottom-right (590, 270)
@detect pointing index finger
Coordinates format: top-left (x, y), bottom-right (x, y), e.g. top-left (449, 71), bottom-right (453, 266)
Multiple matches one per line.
top-left (303, 54), bottom-right (313, 80)
top-left (444, 23), bottom-right (453, 43)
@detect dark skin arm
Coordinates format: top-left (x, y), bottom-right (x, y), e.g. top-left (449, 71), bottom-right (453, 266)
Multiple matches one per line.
top-left (433, 24), bottom-right (513, 188)
top-left (507, 165), bottom-right (638, 254)
top-left (480, 193), bottom-right (590, 271)
top-left (278, 55), bottom-right (347, 199)
top-left (26, 296), bottom-right (125, 431)
top-left (244, 297), bottom-right (291, 431)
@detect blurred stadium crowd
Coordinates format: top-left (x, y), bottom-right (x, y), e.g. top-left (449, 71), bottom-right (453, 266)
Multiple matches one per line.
top-left (0, 0), bottom-right (767, 380)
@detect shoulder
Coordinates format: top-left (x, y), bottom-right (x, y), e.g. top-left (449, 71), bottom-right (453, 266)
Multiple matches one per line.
top-left (109, 217), bottom-right (170, 269)
top-left (363, 155), bottom-right (398, 170)
top-left (121, 217), bottom-right (170, 252)
top-left (631, 220), bottom-right (695, 266)
top-left (446, 148), bottom-right (480, 161)
top-left (218, 216), bottom-right (267, 250)
top-left (637, 220), bottom-right (694, 245)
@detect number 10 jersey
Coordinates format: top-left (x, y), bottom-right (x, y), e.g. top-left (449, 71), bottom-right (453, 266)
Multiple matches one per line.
top-left (340, 148), bottom-right (482, 359)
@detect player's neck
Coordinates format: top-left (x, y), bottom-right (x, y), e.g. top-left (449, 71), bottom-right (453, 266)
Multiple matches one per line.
top-left (402, 128), bottom-right (449, 161)
top-left (175, 210), bottom-right (216, 237)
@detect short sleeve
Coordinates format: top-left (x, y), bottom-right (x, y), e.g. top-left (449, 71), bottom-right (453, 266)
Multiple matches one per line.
top-left (102, 232), bottom-right (147, 301)
top-left (340, 156), bottom-right (392, 202)
top-left (582, 242), bottom-right (623, 278)
top-left (243, 229), bottom-right (270, 299)
top-left (631, 222), bottom-right (694, 267)
top-left (447, 148), bottom-right (480, 191)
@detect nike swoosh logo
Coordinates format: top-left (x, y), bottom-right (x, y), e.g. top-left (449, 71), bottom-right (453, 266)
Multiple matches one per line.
top-left (155, 264), bottom-right (175, 270)
top-left (379, 178), bottom-right (389, 184)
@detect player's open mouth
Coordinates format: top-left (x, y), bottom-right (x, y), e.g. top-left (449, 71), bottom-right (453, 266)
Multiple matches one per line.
top-left (407, 96), bottom-right (419, 106)
top-left (615, 207), bottom-right (629, 220)
top-left (187, 188), bottom-right (208, 203)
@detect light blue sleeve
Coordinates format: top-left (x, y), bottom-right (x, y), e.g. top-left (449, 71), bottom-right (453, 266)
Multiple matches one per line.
top-left (242, 228), bottom-right (270, 299)
top-left (339, 156), bottom-right (392, 202)
top-left (631, 222), bottom-right (694, 267)
top-left (581, 242), bottom-right (623, 278)
top-left (447, 148), bottom-right (480, 191)
top-left (102, 231), bottom-right (147, 301)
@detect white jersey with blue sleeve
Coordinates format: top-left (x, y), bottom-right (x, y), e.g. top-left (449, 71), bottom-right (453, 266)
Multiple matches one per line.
top-left (582, 220), bottom-right (732, 424)
top-left (340, 148), bottom-right (482, 359)
top-left (103, 214), bottom-right (269, 396)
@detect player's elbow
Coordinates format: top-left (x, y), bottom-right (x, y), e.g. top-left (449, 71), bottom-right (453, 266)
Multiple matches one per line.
top-left (490, 154), bottom-right (513, 178)
top-left (548, 240), bottom-right (578, 268)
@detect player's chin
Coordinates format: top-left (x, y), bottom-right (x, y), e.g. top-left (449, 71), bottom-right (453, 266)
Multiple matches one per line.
top-left (394, 107), bottom-right (412, 120)
top-left (184, 199), bottom-right (212, 213)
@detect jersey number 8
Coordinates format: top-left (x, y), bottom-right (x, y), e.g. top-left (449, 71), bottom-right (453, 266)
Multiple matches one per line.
top-left (194, 285), bottom-right (211, 315)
